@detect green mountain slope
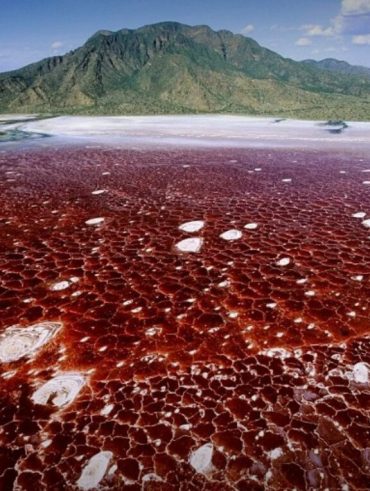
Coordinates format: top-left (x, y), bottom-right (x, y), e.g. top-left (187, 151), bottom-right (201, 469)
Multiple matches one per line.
top-left (1, 22), bottom-right (369, 119)
top-left (303, 58), bottom-right (370, 79)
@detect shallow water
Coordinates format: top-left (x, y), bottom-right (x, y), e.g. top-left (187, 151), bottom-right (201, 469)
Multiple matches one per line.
top-left (0, 133), bottom-right (370, 490)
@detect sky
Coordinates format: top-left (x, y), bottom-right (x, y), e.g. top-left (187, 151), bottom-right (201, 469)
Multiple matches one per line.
top-left (0, 0), bottom-right (369, 72)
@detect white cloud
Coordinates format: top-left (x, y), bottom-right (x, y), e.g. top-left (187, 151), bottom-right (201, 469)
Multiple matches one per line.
top-left (302, 24), bottom-right (335, 37)
top-left (241, 24), bottom-right (255, 35)
top-left (51, 41), bottom-right (63, 50)
top-left (352, 33), bottom-right (370, 43)
top-left (341, 0), bottom-right (370, 15)
top-left (295, 37), bottom-right (312, 46)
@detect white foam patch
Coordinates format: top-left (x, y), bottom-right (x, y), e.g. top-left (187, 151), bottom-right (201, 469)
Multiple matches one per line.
top-left (189, 443), bottom-right (213, 474)
top-left (179, 220), bottom-right (205, 233)
top-left (352, 362), bottom-right (369, 384)
top-left (175, 237), bottom-right (203, 253)
top-left (352, 212), bottom-right (366, 218)
top-left (32, 372), bottom-right (85, 407)
top-left (244, 223), bottom-right (258, 230)
top-left (362, 219), bottom-right (370, 228)
top-left (85, 217), bottom-right (105, 226)
top-left (276, 257), bottom-right (291, 266)
top-left (220, 229), bottom-right (242, 241)
top-left (91, 189), bottom-right (106, 195)
top-left (0, 322), bottom-right (61, 363)
top-left (77, 451), bottom-right (113, 490)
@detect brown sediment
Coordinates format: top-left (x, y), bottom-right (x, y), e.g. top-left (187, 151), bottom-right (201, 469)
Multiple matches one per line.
top-left (0, 145), bottom-right (369, 490)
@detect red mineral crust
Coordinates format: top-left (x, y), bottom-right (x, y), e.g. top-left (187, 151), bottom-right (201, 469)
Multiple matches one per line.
top-left (0, 145), bottom-right (369, 490)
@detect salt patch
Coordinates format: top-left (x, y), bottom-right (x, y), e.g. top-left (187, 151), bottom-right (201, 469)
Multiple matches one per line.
top-left (244, 223), bottom-right (258, 230)
top-left (260, 348), bottom-right (292, 359)
top-left (50, 280), bottom-right (71, 291)
top-left (352, 212), bottom-right (366, 218)
top-left (362, 219), bottom-right (370, 228)
top-left (353, 362), bottom-right (369, 384)
top-left (268, 448), bottom-right (283, 460)
top-left (276, 257), bottom-right (291, 266)
top-left (219, 229), bottom-right (242, 241)
top-left (0, 322), bottom-right (61, 363)
top-left (363, 181), bottom-right (370, 185)
top-left (85, 217), bottom-right (105, 226)
top-left (179, 220), bottom-right (205, 233)
top-left (282, 178), bottom-right (292, 182)
top-left (32, 372), bottom-right (85, 407)
top-left (175, 237), bottom-right (203, 253)
top-left (91, 189), bottom-right (106, 195)
top-left (77, 451), bottom-right (113, 490)
top-left (189, 443), bottom-right (213, 474)
top-left (351, 275), bottom-right (364, 281)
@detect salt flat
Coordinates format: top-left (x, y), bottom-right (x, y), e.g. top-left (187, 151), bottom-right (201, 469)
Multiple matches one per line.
top-left (5, 114), bottom-right (370, 149)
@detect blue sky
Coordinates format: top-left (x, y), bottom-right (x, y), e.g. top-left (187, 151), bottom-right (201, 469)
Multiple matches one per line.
top-left (0, 0), bottom-right (369, 72)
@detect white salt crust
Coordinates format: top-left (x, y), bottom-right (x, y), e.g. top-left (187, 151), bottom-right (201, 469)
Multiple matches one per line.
top-left (276, 257), bottom-right (291, 266)
top-left (85, 217), bottom-right (105, 226)
top-left (0, 322), bottom-right (61, 363)
top-left (32, 372), bottom-right (85, 408)
top-left (220, 229), bottom-right (242, 241)
top-left (179, 220), bottom-right (205, 233)
top-left (175, 237), bottom-right (203, 253)
top-left (189, 443), bottom-right (214, 474)
top-left (77, 451), bottom-right (113, 490)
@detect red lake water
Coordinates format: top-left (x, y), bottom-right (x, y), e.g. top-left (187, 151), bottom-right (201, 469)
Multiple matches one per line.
top-left (0, 145), bottom-right (369, 490)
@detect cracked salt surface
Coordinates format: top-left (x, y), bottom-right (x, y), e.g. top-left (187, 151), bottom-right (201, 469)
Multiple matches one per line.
top-left (0, 322), bottom-right (61, 363)
top-left (77, 451), bottom-right (113, 490)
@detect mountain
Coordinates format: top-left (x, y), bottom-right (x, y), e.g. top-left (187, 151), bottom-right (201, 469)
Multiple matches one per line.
top-left (303, 58), bottom-right (370, 79)
top-left (1, 22), bottom-right (370, 119)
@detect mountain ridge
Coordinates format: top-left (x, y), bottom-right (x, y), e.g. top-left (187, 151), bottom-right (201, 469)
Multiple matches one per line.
top-left (1, 22), bottom-right (369, 119)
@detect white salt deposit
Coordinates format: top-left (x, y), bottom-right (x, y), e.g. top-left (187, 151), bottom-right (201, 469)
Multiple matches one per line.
top-left (91, 189), bottom-right (106, 195)
top-left (219, 229), bottom-right (242, 241)
top-left (0, 322), bottom-right (61, 363)
top-left (189, 443), bottom-right (213, 474)
top-left (276, 257), bottom-right (291, 266)
top-left (14, 116), bottom-right (370, 150)
top-left (352, 362), bottom-right (369, 384)
top-left (352, 212), bottom-right (366, 218)
top-left (175, 237), bottom-right (203, 253)
top-left (351, 275), bottom-right (364, 281)
top-left (268, 448), bottom-right (283, 460)
top-left (77, 451), bottom-right (113, 490)
top-left (85, 217), bottom-right (105, 226)
top-left (244, 223), bottom-right (258, 230)
top-left (282, 178), bottom-right (292, 182)
top-left (362, 219), bottom-right (370, 228)
top-left (32, 372), bottom-right (85, 407)
top-left (179, 220), bottom-right (205, 233)
top-left (260, 348), bottom-right (292, 359)
top-left (50, 280), bottom-right (71, 291)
